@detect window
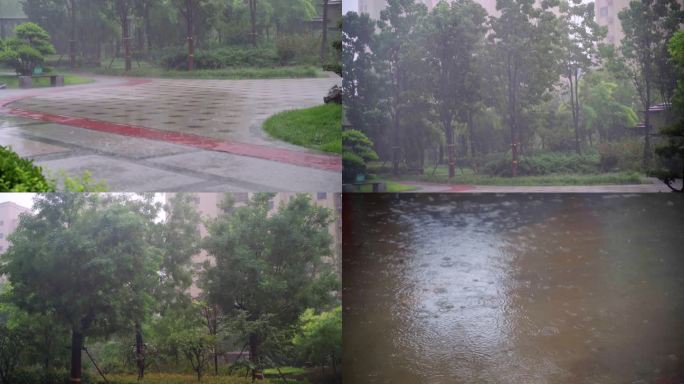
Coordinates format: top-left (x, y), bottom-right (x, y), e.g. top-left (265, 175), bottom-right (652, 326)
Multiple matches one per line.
top-left (0, 233), bottom-right (3, 239)
top-left (600, 6), bottom-right (608, 17)
top-left (234, 193), bottom-right (249, 203)
top-left (317, 192), bottom-right (328, 200)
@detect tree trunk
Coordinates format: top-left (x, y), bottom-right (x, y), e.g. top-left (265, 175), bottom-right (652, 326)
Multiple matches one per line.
top-left (136, 322), bottom-right (145, 380)
top-left (643, 79), bottom-right (652, 169)
top-left (320, 0), bottom-right (329, 65)
top-left (249, 333), bottom-right (259, 381)
top-left (569, 69), bottom-right (581, 155)
top-left (144, 0), bottom-right (152, 53)
top-left (446, 122), bottom-right (455, 178)
top-left (186, 0), bottom-right (195, 71)
top-left (122, 12), bottom-right (131, 71)
top-left (249, 0), bottom-right (257, 47)
top-left (69, 330), bottom-right (83, 384)
top-left (69, 0), bottom-right (77, 68)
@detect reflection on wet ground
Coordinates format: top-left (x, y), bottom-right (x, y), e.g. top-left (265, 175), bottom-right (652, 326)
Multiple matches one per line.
top-left (343, 194), bottom-right (684, 384)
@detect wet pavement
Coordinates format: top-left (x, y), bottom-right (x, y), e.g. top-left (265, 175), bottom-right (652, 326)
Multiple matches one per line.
top-left (344, 194), bottom-right (684, 384)
top-left (0, 75), bottom-right (341, 192)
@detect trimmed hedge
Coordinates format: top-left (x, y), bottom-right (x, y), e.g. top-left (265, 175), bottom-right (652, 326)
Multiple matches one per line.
top-left (483, 152), bottom-right (601, 177)
top-left (158, 47), bottom-right (280, 70)
top-left (0, 145), bottom-right (53, 192)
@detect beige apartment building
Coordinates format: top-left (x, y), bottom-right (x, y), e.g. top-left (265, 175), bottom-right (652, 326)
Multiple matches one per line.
top-left (595, 0), bottom-right (684, 46)
top-left (0, 201), bottom-right (30, 255)
top-left (167, 193), bottom-right (342, 297)
top-left (357, 0), bottom-right (499, 18)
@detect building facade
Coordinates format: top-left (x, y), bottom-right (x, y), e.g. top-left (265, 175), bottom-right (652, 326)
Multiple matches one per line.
top-left (357, 0), bottom-right (498, 18)
top-left (167, 193), bottom-right (342, 297)
top-left (595, 0), bottom-right (684, 46)
top-left (0, 201), bottom-right (30, 255)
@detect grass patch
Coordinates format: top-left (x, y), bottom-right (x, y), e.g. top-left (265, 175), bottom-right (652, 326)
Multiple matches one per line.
top-left (263, 367), bottom-right (305, 376)
top-left (76, 64), bottom-right (323, 79)
top-left (0, 74), bottom-right (93, 88)
top-left (104, 373), bottom-right (260, 384)
top-left (418, 171), bottom-right (648, 186)
top-left (263, 103), bottom-right (342, 154)
top-left (357, 180), bottom-right (419, 192)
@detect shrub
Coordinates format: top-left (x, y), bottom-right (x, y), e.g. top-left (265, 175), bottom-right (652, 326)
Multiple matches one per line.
top-left (276, 34), bottom-right (319, 66)
top-left (482, 152), bottom-right (601, 176)
top-left (0, 145), bottom-right (53, 192)
top-left (343, 130), bottom-right (378, 182)
top-left (597, 138), bottom-right (644, 172)
top-left (158, 46), bottom-right (280, 70)
top-left (0, 22), bottom-right (55, 75)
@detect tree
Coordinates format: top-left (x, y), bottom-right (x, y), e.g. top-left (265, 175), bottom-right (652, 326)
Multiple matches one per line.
top-left (292, 306), bottom-right (341, 379)
top-left (173, 0), bottom-right (208, 71)
top-left (421, 0), bottom-right (487, 178)
top-left (0, 324), bottom-right (24, 384)
top-left (0, 22), bottom-right (55, 75)
top-left (558, 0), bottom-right (605, 154)
top-left (247, 0), bottom-right (257, 47)
top-left (202, 194), bottom-right (339, 379)
top-left (654, 31), bottom-right (684, 192)
top-left (488, 0), bottom-right (562, 176)
top-left (1, 194), bottom-right (160, 384)
top-left (113, 0), bottom-right (133, 71)
top-left (342, 129), bottom-right (379, 182)
top-left (619, 0), bottom-right (684, 168)
top-left (66, 0), bottom-right (77, 67)
top-left (374, 0), bottom-right (427, 175)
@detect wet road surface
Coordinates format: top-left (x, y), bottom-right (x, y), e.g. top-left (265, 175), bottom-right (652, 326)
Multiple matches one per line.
top-left (344, 194), bottom-right (684, 384)
top-left (0, 75), bottom-right (341, 192)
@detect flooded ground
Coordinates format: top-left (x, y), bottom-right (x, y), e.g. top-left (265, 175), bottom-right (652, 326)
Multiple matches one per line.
top-left (343, 194), bottom-right (684, 384)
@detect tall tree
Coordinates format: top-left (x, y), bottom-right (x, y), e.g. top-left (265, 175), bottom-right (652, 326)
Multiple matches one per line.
top-left (375, 0), bottom-right (427, 175)
top-left (619, 0), bottom-right (684, 168)
top-left (421, 0), bottom-right (487, 178)
top-left (202, 194), bottom-right (338, 379)
top-left (488, 0), bottom-right (562, 176)
top-left (174, 0), bottom-right (207, 71)
top-left (113, 0), bottom-right (133, 71)
top-left (66, 0), bottom-right (77, 67)
top-left (1, 194), bottom-right (160, 384)
top-left (247, 0), bottom-right (257, 47)
top-left (559, 0), bottom-right (605, 154)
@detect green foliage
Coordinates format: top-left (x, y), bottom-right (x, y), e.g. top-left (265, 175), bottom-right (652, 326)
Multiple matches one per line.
top-left (597, 138), bottom-right (645, 172)
top-left (158, 46), bottom-right (280, 70)
top-left (343, 130), bottom-right (379, 182)
top-left (202, 193), bottom-right (339, 367)
top-left (105, 373), bottom-right (255, 384)
top-left (0, 22), bottom-right (55, 75)
top-left (263, 103), bottom-right (342, 154)
top-left (0, 145), bottom-right (53, 192)
top-left (483, 152), bottom-right (601, 177)
top-left (292, 306), bottom-right (341, 373)
top-left (275, 34), bottom-right (319, 66)
top-left (11, 369), bottom-right (95, 384)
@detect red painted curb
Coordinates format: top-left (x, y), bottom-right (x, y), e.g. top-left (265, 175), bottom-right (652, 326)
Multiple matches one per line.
top-left (7, 108), bottom-right (342, 172)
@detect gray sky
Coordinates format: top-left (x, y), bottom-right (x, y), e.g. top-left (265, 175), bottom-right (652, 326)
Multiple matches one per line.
top-left (344, 0), bottom-right (359, 13)
top-left (0, 193), bottom-right (166, 214)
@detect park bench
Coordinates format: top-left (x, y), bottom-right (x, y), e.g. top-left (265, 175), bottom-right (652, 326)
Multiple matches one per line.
top-left (18, 74), bottom-right (65, 89)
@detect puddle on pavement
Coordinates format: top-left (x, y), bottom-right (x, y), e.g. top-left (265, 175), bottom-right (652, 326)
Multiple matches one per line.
top-left (343, 194), bottom-right (684, 384)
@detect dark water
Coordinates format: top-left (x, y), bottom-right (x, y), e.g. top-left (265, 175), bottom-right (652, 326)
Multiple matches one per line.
top-left (343, 194), bottom-right (684, 384)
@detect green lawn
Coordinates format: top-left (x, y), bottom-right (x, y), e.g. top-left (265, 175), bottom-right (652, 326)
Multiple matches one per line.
top-left (104, 373), bottom-right (259, 384)
top-left (0, 74), bottom-right (93, 88)
top-left (419, 171), bottom-right (648, 186)
top-left (61, 59), bottom-right (324, 79)
top-left (263, 103), bottom-right (342, 154)
top-left (358, 180), bottom-right (419, 192)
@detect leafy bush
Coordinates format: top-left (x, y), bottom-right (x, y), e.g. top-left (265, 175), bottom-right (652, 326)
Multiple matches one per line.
top-left (158, 46), bottom-right (280, 70)
top-left (0, 145), bottom-right (53, 191)
top-left (597, 138), bottom-right (644, 172)
top-left (343, 130), bottom-right (378, 182)
top-left (105, 373), bottom-right (255, 384)
top-left (276, 34), bottom-right (319, 66)
top-left (0, 22), bottom-right (55, 75)
top-left (483, 152), bottom-right (600, 176)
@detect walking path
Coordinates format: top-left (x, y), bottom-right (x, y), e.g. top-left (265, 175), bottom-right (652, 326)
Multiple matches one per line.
top-left (399, 179), bottom-right (679, 193)
top-left (0, 74), bottom-right (341, 192)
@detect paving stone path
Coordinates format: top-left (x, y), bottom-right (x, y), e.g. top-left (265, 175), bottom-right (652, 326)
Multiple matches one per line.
top-left (0, 75), bottom-right (341, 192)
top-left (398, 179), bottom-right (679, 193)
